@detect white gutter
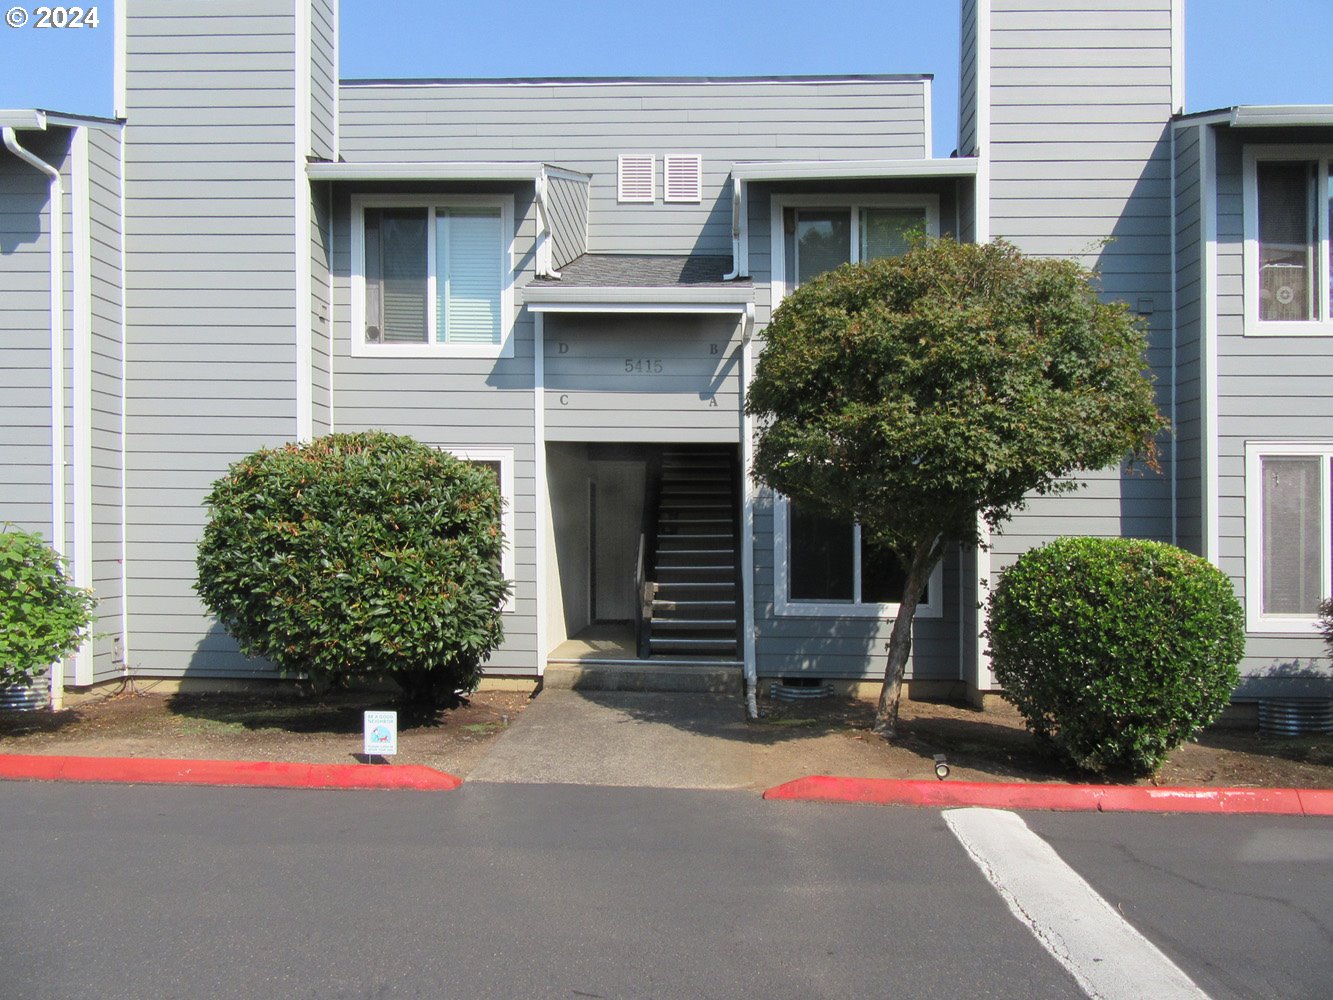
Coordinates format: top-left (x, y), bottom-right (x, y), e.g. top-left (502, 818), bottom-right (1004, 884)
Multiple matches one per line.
top-left (524, 287), bottom-right (753, 309)
top-left (4, 124), bottom-right (66, 710)
top-left (740, 304), bottom-right (758, 719)
top-left (731, 157), bottom-right (978, 182)
top-left (305, 161), bottom-right (590, 183)
top-left (533, 311), bottom-right (548, 676)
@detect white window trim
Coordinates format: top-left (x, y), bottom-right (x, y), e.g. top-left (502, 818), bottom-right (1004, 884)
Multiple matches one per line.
top-left (1244, 440), bottom-right (1333, 634)
top-left (1241, 145), bottom-right (1332, 337)
top-left (770, 193), bottom-right (941, 304)
top-left (663, 153), bottom-right (703, 204)
top-left (773, 495), bottom-right (944, 620)
top-left (350, 193), bottom-right (516, 359)
top-left (443, 446), bottom-right (516, 612)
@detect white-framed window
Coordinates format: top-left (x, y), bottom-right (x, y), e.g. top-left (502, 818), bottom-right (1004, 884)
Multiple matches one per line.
top-left (617, 154), bottom-right (655, 203)
top-left (773, 497), bottom-right (943, 619)
top-left (1244, 441), bottom-right (1333, 634)
top-left (350, 194), bottom-right (515, 359)
top-left (1242, 146), bottom-right (1333, 335)
top-left (444, 447), bottom-right (515, 609)
top-left (770, 193), bottom-right (941, 301)
top-left (663, 154), bottom-right (702, 203)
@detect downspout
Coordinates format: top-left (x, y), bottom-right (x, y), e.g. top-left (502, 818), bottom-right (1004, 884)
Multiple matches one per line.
top-left (739, 303), bottom-right (758, 718)
top-left (723, 179), bottom-right (745, 281)
top-left (534, 169), bottom-right (560, 279)
top-left (5, 126), bottom-right (66, 711)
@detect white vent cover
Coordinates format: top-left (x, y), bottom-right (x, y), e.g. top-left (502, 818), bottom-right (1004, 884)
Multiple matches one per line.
top-left (664, 154), bottom-right (702, 203)
top-left (618, 154), bottom-right (655, 203)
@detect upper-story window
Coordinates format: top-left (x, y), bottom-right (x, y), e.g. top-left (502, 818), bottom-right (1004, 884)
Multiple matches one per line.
top-left (351, 194), bottom-right (515, 358)
top-left (772, 194), bottom-right (940, 299)
top-left (1243, 147), bottom-right (1332, 335)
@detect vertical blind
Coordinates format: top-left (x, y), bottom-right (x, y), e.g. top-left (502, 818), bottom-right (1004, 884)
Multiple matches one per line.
top-left (365, 206), bottom-right (503, 345)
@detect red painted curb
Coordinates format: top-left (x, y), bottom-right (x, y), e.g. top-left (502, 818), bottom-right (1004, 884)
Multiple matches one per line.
top-left (0, 754), bottom-right (462, 792)
top-left (763, 775), bottom-right (1332, 816)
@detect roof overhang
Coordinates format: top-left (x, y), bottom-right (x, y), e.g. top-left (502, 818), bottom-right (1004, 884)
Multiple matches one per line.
top-left (524, 285), bottom-right (753, 314)
top-left (1228, 105), bottom-right (1333, 128)
top-left (730, 157), bottom-right (978, 182)
top-left (306, 160), bottom-right (589, 183)
top-left (0, 110), bottom-right (47, 130)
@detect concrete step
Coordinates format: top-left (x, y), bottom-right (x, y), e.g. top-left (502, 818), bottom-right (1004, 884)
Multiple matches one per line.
top-left (542, 662), bottom-right (743, 695)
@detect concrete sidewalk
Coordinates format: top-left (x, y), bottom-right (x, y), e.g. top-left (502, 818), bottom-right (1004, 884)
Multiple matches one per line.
top-left (466, 687), bottom-right (889, 790)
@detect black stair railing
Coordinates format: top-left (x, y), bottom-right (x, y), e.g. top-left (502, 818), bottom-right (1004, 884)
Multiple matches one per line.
top-left (634, 453), bottom-right (664, 659)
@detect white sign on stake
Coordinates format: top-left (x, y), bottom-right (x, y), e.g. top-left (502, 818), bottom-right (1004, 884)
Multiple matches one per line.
top-left (363, 710), bottom-right (398, 757)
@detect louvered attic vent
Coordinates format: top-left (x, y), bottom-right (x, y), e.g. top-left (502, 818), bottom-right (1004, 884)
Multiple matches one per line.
top-left (664, 154), bottom-right (702, 203)
top-left (618, 154), bottom-right (655, 203)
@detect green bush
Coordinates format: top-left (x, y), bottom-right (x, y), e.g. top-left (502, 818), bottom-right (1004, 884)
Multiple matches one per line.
top-left (0, 526), bottom-right (97, 690)
top-left (984, 537), bottom-right (1243, 775)
top-left (195, 432), bottom-right (509, 705)
top-left (1317, 598), bottom-right (1333, 656)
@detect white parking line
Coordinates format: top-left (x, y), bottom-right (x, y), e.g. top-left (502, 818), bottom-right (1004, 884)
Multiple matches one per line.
top-left (944, 807), bottom-right (1210, 1000)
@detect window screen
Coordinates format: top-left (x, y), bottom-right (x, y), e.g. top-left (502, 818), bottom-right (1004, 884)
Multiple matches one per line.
top-left (1262, 455), bottom-right (1323, 614)
top-left (365, 208), bottom-right (429, 343)
top-left (1257, 161), bottom-right (1317, 322)
top-left (438, 210), bottom-right (502, 345)
top-left (860, 208), bottom-right (924, 262)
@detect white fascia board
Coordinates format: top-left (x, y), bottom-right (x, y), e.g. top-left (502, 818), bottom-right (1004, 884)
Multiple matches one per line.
top-left (307, 161), bottom-right (588, 183)
top-left (731, 158), bottom-right (978, 182)
top-left (524, 287), bottom-right (753, 311)
top-left (1230, 105), bottom-right (1333, 128)
top-left (0, 110), bottom-right (47, 129)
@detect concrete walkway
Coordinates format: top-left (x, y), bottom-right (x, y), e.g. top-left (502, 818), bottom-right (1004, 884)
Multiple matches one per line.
top-left (466, 689), bottom-right (758, 788)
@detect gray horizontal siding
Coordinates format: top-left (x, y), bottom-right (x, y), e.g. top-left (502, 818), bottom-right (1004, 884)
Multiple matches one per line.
top-left (1172, 122), bottom-right (1203, 558)
top-left (123, 1), bottom-right (299, 678)
top-left (339, 78), bottom-right (930, 256)
top-left (544, 315), bottom-right (743, 444)
top-left (328, 187), bottom-right (540, 676)
top-left (87, 126), bottom-right (126, 683)
top-left (0, 131), bottom-right (67, 536)
top-left (985, 1), bottom-right (1176, 567)
top-left (309, 0), bottom-right (337, 160)
top-left (957, 0), bottom-right (979, 156)
top-left (1208, 125), bottom-right (1333, 695)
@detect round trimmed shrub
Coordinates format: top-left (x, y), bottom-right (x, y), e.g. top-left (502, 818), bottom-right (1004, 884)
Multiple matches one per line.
top-left (196, 432), bottom-right (509, 706)
top-left (0, 526), bottom-right (97, 690)
top-left (984, 537), bottom-right (1243, 775)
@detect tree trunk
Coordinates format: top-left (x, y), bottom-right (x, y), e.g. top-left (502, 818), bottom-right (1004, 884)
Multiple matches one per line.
top-left (872, 542), bottom-right (938, 738)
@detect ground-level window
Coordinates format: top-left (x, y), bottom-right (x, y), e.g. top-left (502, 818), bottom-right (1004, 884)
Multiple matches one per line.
top-left (1245, 443), bottom-right (1333, 633)
top-left (773, 195), bottom-right (940, 296)
top-left (1243, 147), bottom-right (1333, 333)
top-left (352, 195), bottom-right (514, 358)
top-left (442, 447), bottom-right (515, 604)
top-left (775, 497), bottom-right (942, 619)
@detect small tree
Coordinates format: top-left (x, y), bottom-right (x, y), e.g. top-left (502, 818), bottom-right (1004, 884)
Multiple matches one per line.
top-left (747, 237), bottom-right (1167, 735)
top-left (196, 432), bottom-right (509, 707)
top-left (0, 526), bottom-right (97, 692)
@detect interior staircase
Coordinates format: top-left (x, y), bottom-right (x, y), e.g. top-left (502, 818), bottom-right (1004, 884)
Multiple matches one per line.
top-left (644, 446), bottom-right (741, 660)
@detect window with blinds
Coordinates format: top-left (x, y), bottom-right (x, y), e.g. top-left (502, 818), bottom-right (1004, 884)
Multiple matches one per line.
top-left (1247, 444), bottom-right (1333, 632)
top-left (361, 203), bottom-right (505, 349)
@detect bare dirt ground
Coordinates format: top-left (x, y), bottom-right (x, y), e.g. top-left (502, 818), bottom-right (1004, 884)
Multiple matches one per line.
top-left (751, 694), bottom-right (1333, 788)
top-left (2, 687), bottom-right (1330, 787)
top-left (0, 689), bottom-right (533, 778)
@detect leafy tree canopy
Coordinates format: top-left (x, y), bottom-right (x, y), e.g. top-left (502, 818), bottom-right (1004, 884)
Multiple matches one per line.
top-left (746, 237), bottom-right (1167, 733)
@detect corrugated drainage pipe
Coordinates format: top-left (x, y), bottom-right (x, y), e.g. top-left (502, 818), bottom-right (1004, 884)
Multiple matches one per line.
top-left (3, 126), bottom-right (66, 711)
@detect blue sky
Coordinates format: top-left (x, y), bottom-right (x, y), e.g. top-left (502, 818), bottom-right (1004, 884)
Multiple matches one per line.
top-left (1, 1), bottom-right (1329, 156)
